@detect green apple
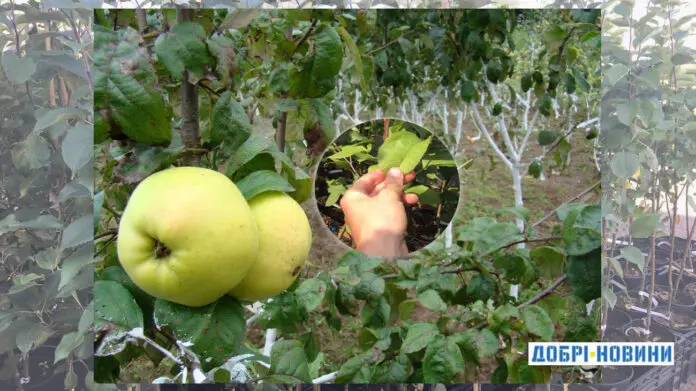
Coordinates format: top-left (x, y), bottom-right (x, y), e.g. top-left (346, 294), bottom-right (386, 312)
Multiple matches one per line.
top-left (228, 191), bottom-right (312, 302)
top-left (116, 166), bottom-right (259, 307)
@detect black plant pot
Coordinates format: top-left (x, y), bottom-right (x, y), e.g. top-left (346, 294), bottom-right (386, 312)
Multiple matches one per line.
top-left (594, 366), bottom-right (634, 390)
top-left (615, 290), bottom-right (657, 319)
top-left (651, 284), bottom-right (696, 310)
top-left (621, 264), bottom-right (648, 290)
top-left (650, 305), bottom-right (696, 334)
top-left (621, 318), bottom-right (675, 379)
top-left (604, 308), bottom-right (631, 341)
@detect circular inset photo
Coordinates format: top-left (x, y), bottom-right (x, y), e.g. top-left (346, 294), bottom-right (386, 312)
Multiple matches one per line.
top-left (314, 118), bottom-right (460, 257)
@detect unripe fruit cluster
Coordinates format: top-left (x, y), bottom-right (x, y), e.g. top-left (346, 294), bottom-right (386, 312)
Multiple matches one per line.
top-left (115, 166), bottom-right (312, 307)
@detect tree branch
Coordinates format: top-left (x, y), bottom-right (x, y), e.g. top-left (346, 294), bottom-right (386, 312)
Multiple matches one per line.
top-left (475, 274), bottom-right (568, 330)
top-left (292, 19), bottom-right (318, 57)
top-left (533, 181), bottom-right (601, 228)
top-left (471, 102), bottom-right (513, 170)
top-left (366, 30), bottom-right (419, 56)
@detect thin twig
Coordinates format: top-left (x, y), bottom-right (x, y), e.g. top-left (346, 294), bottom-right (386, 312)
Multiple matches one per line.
top-left (533, 181), bottom-right (601, 228)
top-left (291, 19), bottom-right (318, 57)
top-left (366, 30), bottom-right (419, 56)
top-left (475, 274), bottom-right (568, 329)
top-left (95, 230), bottom-right (117, 240)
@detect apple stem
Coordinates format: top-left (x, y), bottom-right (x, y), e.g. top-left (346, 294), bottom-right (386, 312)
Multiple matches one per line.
top-left (154, 240), bottom-right (172, 259)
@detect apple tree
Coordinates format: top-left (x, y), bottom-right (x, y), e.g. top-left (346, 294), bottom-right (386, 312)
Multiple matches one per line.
top-left (93, 8), bottom-right (602, 386)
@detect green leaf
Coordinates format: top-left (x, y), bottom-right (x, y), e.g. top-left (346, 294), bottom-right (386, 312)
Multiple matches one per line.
top-left (15, 323), bottom-right (48, 355)
top-left (423, 335), bottom-right (464, 383)
top-left (269, 64), bottom-right (291, 93)
top-left (327, 144), bottom-right (368, 160)
top-left (531, 246), bottom-right (565, 278)
top-left (325, 180), bottom-right (346, 207)
top-left (154, 296), bottom-right (246, 371)
top-left (336, 353), bottom-right (373, 383)
top-left (62, 123), bottom-right (93, 175)
top-left (466, 273), bottom-right (497, 302)
top-left (309, 99), bottom-right (337, 141)
top-left (206, 35), bottom-right (237, 87)
top-left (610, 151), bottom-right (639, 179)
top-left (619, 246), bottom-right (645, 271)
top-left (493, 253), bottom-right (530, 285)
top-left (491, 359), bottom-right (508, 383)
top-left (563, 204), bottom-right (601, 256)
top-left (269, 340), bottom-right (311, 383)
top-left (225, 132), bottom-right (274, 177)
top-left (208, 91), bottom-right (252, 150)
top-left (457, 218), bottom-right (524, 256)
top-left (236, 170), bottom-right (295, 201)
top-left (521, 305), bottom-right (554, 341)
top-left (373, 356), bottom-right (411, 383)
top-left (79, 301), bottom-right (95, 334)
top-left (567, 248), bottom-right (602, 302)
top-left (2, 52), bottom-right (36, 84)
top-left (55, 331), bottom-right (84, 364)
top-left (630, 214), bottom-right (660, 238)
top-left (377, 131), bottom-right (432, 173)
top-left (95, 281), bottom-right (144, 331)
top-left (61, 215), bottom-right (93, 250)
top-left (537, 130), bottom-right (560, 146)
top-left (417, 290), bottom-right (447, 313)
top-left (295, 278), bottom-right (327, 312)
top-left (510, 356), bottom-right (548, 383)
top-left (59, 245), bottom-right (95, 290)
top-left (310, 24), bottom-right (343, 81)
top-left (260, 291), bottom-right (302, 332)
top-left (463, 328), bottom-right (499, 358)
top-left (337, 26), bottom-right (368, 92)
top-left (289, 24), bottom-right (343, 99)
top-left (11, 133), bottom-right (51, 171)
top-left (606, 64), bottom-right (629, 86)
top-left (94, 26), bottom-right (171, 145)
top-left (0, 213), bottom-right (63, 235)
top-left (402, 323), bottom-right (440, 353)
top-left (33, 248), bottom-right (60, 270)
top-left (154, 21), bottom-right (212, 80)
top-left (94, 280), bottom-right (144, 356)
top-left (354, 272), bottom-right (385, 301)
top-left (672, 53), bottom-right (692, 66)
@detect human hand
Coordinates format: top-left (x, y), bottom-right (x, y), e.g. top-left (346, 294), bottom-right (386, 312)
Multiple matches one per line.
top-left (339, 168), bottom-right (419, 257)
